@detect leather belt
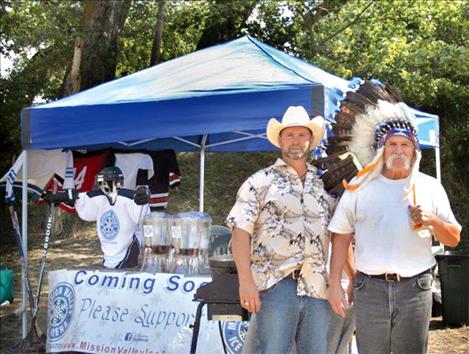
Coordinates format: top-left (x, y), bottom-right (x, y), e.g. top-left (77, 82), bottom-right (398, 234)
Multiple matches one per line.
top-left (359, 268), bottom-right (432, 282)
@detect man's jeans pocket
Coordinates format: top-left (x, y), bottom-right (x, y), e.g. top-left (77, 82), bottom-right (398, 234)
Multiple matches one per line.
top-left (416, 273), bottom-right (433, 291)
top-left (354, 273), bottom-right (366, 291)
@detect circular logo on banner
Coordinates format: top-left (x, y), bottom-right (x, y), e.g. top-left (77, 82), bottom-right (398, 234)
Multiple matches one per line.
top-left (48, 282), bottom-right (75, 342)
top-left (222, 321), bottom-right (249, 354)
top-left (100, 210), bottom-right (120, 240)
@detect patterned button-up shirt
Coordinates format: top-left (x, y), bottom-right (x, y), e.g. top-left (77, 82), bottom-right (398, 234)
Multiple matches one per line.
top-left (226, 158), bottom-right (335, 299)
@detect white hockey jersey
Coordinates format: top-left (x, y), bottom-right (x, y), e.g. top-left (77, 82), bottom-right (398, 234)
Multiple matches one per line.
top-left (115, 153), bottom-right (154, 189)
top-left (75, 189), bottom-right (150, 269)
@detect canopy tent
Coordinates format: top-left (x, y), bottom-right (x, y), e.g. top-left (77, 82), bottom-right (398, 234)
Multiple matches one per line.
top-left (21, 36), bottom-right (438, 152)
top-left (22, 36), bottom-right (354, 152)
top-left (17, 34), bottom-right (441, 217)
top-left (15, 36), bottom-right (440, 335)
top-left (20, 35), bottom-right (440, 205)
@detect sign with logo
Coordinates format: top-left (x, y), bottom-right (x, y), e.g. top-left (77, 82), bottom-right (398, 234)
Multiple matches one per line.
top-left (222, 321), bottom-right (249, 353)
top-left (47, 270), bottom-right (248, 353)
top-left (99, 210), bottom-right (119, 240)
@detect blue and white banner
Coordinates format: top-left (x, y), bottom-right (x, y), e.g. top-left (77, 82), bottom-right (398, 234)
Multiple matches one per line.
top-left (47, 269), bottom-right (248, 354)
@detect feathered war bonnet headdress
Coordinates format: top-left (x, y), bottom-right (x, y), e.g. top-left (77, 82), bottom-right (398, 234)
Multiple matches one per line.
top-left (312, 80), bottom-right (420, 200)
top-left (344, 100), bottom-right (421, 198)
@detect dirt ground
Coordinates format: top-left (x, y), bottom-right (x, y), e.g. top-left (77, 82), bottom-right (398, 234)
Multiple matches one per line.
top-left (0, 211), bottom-right (468, 354)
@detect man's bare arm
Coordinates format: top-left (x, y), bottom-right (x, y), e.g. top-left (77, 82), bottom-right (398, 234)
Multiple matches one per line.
top-left (328, 232), bottom-right (353, 317)
top-left (231, 227), bottom-right (261, 312)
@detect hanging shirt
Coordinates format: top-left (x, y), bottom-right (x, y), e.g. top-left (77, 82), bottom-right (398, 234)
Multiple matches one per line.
top-left (0, 150), bottom-right (73, 202)
top-left (115, 153), bottom-right (154, 189)
top-left (41, 149), bottom-right (111, 213)
top-left (72, 150), bottom-right (111, 192)
top-left (135, 149), bottom-right (182, 210)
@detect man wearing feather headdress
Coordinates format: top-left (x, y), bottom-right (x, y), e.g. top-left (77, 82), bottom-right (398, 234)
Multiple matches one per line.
top-left (327, 100), bottom-right (461, 354)
top-left (226, 106), bottom-right (335, 353)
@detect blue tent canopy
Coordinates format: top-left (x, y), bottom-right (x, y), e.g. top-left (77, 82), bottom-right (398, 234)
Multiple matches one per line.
top-left (21, 36), bottom-right (355, 152)
top-left (21, 36), bottom-right (438, 152)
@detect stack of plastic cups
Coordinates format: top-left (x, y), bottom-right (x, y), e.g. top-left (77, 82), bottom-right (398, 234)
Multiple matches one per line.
top-left (171, 212), bottom-right (206, 275)
top-left (141, 212), bottom-right (171, 274)
top-left (195, 212), bottom-right (212, 274)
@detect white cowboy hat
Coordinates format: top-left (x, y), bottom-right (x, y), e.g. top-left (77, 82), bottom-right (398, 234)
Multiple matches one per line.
top-left (266, 106), bottom-right (325, 148)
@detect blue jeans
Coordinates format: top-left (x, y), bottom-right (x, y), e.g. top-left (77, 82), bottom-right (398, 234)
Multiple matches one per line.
top-left (353, 271), bottom-right (433, 354)
top-left (256, 276), bottom-right (331, 354)
top-left (327, 307), bottom-right (355, 354)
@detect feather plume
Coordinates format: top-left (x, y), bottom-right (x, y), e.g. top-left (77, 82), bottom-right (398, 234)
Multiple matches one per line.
top-left (313, 80), bottom-right (419, 197)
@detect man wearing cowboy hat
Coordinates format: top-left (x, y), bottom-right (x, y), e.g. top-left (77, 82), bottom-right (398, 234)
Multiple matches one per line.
top-left (327, 101), bottom-right (461, 354)
top-left (226, 106), bottom-right (335, 353)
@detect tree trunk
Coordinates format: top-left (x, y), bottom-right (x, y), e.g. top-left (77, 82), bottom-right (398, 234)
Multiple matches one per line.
top-left (63, 37), bottom-right (83, 96)
top-left (64, 0), bottom-right (132, 93)
top-left (150, 0), bottom-right (168, 66)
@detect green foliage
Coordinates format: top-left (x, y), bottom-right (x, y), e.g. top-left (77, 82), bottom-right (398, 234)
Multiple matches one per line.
top-left (1, 0), bottom-right (81, 172)
top-left (117, 1), bottom-right (209, 75)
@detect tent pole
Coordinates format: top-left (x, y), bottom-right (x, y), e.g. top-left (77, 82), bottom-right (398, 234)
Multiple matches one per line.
top-left (434, 147), bottom-right (444, 252)
top-left (199, 135), bottom-right (208, 212)
top-left (435, 147), bottom-right (441, 182)
top-left (21, 149), bottom-right (29, 337)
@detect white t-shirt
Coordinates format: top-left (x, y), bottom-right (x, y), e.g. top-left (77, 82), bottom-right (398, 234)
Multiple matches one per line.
top-left (115, 153), bottom-right (154, 189)
top-left (75, 189), bottom-right (150, 268)
top-left (328, 172), bottom-right (461, 277)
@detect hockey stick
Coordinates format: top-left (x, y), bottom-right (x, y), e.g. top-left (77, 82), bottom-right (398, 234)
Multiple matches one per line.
top-left (10, 199), bottom-right (57, 354)
top-left (7, 201), bottom-right (57, 353)
top-left (6, 210), bottom-right (46, 354)
top-left (30, 200), bottom-right (57, 338)
top-left (8, 206), bottom-right (46, 340)
top-left (7, 205), bottom-right (39, 321)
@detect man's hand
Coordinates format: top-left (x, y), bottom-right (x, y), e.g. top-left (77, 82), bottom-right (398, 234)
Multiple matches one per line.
top-left (408, 204), bottom-right (436, 227)
top-left (133, 186), bottom-right (151, 205)
top-left (239, 279), bottom-right (261, 313)
top-left (409, 204), bottom-right (460, 247)
top-left (328, 281), bottom-right (348, 318)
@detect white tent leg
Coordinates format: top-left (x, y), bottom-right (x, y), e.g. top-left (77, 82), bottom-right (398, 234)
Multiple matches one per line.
top-left (199, 135), bottom-right (208, 212)
top-left (21, 150), bottom-right (29, 337)
top-left (435, 147), bottom-right (441, 182)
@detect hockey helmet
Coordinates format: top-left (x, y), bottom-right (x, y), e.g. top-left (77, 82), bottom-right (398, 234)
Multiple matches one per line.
top-left (97, 167), bottom-right (124, 203)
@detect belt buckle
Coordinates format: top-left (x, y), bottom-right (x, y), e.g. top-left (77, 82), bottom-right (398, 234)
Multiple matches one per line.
top-left (384, 273), bottom-right (401, 282)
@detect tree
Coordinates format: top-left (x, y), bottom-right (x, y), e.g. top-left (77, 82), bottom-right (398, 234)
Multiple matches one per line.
top-left (149, 0), bottom-right (168, 66)
top-left (63, 0), bottom-right (132, 94)
top-left (196, 0), bottom-right (257, 49)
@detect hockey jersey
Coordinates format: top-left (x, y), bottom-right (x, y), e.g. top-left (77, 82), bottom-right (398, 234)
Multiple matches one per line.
top-left (75, 189), bottom-right (150, 269)
top-left (72, 150), bottom-right (111, 192)
top-left (135, 149), bottom-right (181, 210)
top-left (0, 150), bottom-right (73, 202)
top-left (45, 150), bottom-right (112, 213)
top-left (115, 153), bottom-right (154, 189)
